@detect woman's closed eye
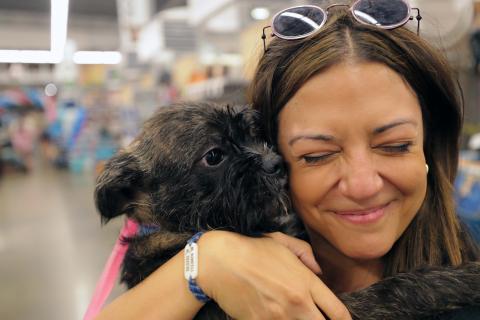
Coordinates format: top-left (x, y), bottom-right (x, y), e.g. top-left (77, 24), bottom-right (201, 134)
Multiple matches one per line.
top-left (299, 142), bottom-right (413, 164)
top-left (377, 142), bottom-right (413, 153)
top-left (302, 152), bottom-right (338, 164)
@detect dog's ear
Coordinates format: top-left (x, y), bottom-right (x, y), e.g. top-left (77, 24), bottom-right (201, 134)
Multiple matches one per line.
top-left (94, 152), bottom-right (145, 224)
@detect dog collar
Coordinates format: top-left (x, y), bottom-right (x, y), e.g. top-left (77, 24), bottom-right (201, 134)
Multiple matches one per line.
top-left (138, 224), bottom-right (161, 236)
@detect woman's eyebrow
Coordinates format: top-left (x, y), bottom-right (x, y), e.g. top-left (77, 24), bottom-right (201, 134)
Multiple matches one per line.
top-left (288, 120), bottom-right (418, 146)
top-left (288, 134), bottom-right (335, 146)
top-left (373, 119), bottom-right (418, 135)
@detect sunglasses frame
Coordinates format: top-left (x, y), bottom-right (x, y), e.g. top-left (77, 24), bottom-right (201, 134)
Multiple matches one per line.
top-left (263, 0), bottom-right (422, 52)
top-left (348, 0), bottom-right (412, 30)
top-left (270, 4), bottom-right (328, 40)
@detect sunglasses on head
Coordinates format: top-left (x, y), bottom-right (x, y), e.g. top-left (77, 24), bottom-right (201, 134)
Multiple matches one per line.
top-left (261, 0), bottom-right (422, 52)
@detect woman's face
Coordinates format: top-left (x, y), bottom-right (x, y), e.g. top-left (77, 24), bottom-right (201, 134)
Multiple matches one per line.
top-left (278, 62), bottom-right (427, 262)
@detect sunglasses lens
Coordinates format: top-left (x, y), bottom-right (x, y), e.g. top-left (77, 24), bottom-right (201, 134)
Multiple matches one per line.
top-left (352, 0), bottom-right (410, 28)
top-left (272, 6), bottom-right (325, 39)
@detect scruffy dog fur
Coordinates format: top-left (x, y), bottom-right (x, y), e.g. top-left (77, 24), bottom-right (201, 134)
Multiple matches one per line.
top-left (95, 102), bottom-right (480, 319)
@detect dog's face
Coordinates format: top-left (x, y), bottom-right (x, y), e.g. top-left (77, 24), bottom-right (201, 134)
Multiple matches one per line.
top-left (95, 102), bottom-right (290, 234)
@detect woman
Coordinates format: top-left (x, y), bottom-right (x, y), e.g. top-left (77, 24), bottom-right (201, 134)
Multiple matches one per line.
top-left (95, 2), bottom-right (479, 319)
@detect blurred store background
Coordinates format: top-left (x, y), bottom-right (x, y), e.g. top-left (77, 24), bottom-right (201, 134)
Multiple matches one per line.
top-left (0, 0), bottom-right (480, 319)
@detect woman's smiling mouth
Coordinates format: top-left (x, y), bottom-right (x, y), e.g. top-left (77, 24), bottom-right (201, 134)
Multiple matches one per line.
top-left (333, 203), bottom-right (391, 224)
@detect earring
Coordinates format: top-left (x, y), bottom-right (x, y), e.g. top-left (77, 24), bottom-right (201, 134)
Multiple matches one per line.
top-left (426, 164), bottom-right (429, 174)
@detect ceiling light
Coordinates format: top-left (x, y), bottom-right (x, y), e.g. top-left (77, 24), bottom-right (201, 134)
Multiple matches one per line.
top-left (0, 50), bottom-right (58, 64)
top-left (51, 0), bottom-right (69, 60)
top-left (251, 7), bottom-right (270, 20)
top-left (73, 51), bottom-right (122, 64)
top-left (0, 0), bottom-right (69, 63)
top-left (44, 83), bottom-right (58, 97)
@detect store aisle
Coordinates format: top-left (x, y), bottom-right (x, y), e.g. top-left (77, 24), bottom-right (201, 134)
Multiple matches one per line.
top-left (0, 162), bottom-right (124, 320)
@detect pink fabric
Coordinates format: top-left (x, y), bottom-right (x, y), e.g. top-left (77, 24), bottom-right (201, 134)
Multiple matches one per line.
top-left (12, 128), bottom-right (34, 153)
top-left (83, 219), bottom-right (138, 320)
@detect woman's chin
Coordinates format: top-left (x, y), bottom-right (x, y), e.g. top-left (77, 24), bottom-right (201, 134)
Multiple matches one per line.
top-left (340, 243), bottom-right (392, 261)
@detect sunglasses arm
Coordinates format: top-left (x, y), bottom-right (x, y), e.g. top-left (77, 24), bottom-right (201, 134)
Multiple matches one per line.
top-left (410, 7), bottom-right (422, 35)
top-left (262, 26), bottom-right (272, 53)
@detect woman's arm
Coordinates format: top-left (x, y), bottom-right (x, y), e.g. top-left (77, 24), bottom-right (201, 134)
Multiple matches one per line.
top-left (95, 231), bottom-right (351, 320)
top-left (94, 248), bottom-right (203, 320)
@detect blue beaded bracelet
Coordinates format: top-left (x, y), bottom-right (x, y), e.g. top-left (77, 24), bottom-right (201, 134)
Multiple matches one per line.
top-left (184, 232), bottom-right (211, 303)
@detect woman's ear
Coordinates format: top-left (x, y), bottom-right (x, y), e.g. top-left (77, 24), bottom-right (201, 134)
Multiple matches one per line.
top-left (94, 152), bottom-right (145, 224)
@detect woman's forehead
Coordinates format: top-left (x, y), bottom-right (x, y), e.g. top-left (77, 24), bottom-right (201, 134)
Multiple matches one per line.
top-left (278, 62), bottom-right (422, 135)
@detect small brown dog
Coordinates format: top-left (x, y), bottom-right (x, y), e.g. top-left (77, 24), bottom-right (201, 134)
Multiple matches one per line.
top-left (95, 102), bottom-right (480, 319)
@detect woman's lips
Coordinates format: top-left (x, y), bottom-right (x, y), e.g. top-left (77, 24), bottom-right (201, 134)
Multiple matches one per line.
top-left (334, 204), bottom-right (389, 224)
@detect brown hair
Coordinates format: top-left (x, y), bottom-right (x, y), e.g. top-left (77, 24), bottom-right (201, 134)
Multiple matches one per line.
top-left (248, 12), bottom-right (479, 275)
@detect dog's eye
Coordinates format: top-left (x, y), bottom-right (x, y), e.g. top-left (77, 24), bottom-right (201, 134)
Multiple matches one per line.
top-left (202, 148), bottom-right (225, 167)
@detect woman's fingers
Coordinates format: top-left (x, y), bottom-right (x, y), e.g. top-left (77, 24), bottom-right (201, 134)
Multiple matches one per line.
top-left (266, 233), bottom-right (351, 320)
top-left (198, 231), bottom-right (351, 320)
top-left (266, 232), bottom-right (323, 275)
top-left (310, 275), bottom-right (352, 320)
top-left (297, 301), bottom-right (327, 320)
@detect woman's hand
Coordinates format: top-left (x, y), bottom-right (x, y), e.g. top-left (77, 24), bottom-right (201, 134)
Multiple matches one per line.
top-left (197, 231), bottom-right (352, 320)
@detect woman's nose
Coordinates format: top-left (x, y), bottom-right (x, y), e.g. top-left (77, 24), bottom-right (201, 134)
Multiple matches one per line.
top-left (338, 156), bottom-right (383, 200)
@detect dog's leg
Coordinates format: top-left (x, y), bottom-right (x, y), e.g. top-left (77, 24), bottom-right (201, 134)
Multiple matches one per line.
top-left (339, 262), bottom-right (480, 320)
top-left (122, 231), bottom-right (192, 288)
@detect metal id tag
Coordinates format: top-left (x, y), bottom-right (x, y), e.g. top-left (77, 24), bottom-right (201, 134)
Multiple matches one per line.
top-left (184, 242), bottom-right (199, 280)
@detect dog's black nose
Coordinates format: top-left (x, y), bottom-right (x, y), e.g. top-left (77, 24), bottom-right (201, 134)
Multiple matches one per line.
top-left (262, 153), bottom-right (284, 175)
